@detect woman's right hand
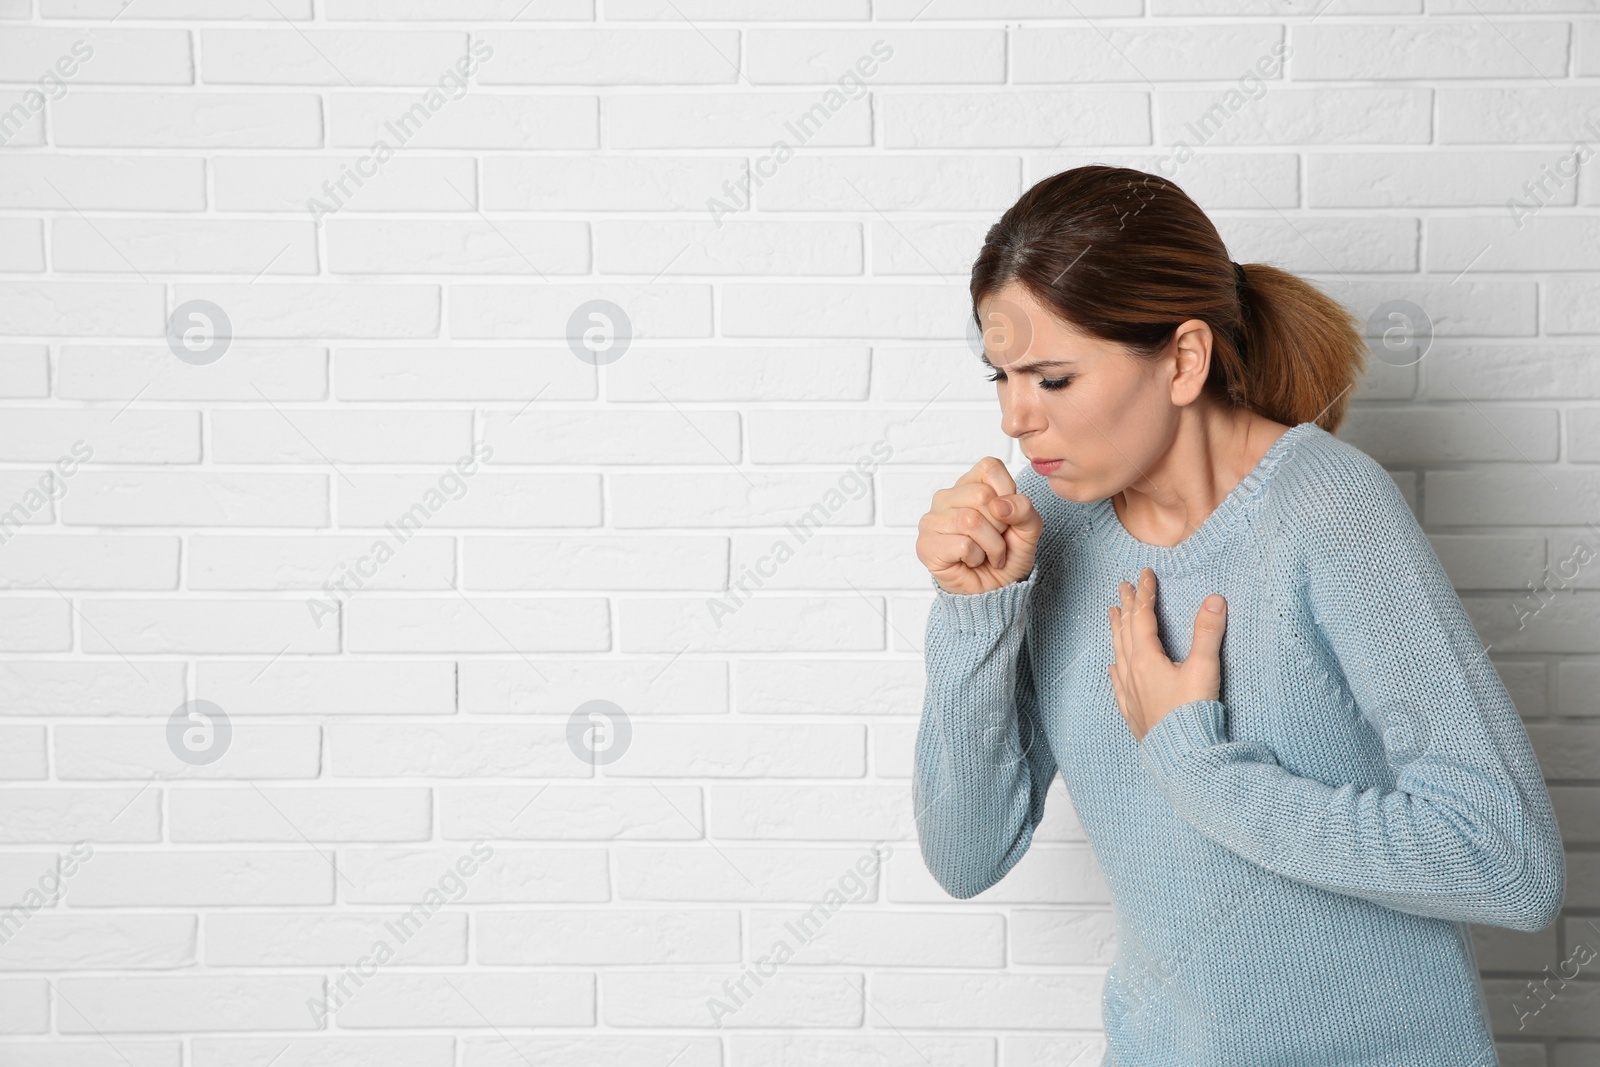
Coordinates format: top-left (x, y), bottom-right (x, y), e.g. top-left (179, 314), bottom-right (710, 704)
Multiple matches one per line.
top-left (917, 457), bottom-right (1043, 595)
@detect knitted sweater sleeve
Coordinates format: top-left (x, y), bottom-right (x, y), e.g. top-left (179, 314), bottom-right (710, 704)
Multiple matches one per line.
top-left (1138, 457), bottom-right (1565, 933)
top-left (913, 567), bottom-right (1060, 899)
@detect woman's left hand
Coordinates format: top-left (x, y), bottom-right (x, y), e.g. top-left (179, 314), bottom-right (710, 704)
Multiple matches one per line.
top-left (1108, 566), bottom-right (1228, 742)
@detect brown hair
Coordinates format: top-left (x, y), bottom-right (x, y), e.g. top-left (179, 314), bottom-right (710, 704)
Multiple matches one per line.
top-left (969, 165), bottom-right (1367, 432)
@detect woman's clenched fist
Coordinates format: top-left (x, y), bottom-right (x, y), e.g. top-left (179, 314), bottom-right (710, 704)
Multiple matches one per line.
top-left (917, 457), bottom-right (1043, 595)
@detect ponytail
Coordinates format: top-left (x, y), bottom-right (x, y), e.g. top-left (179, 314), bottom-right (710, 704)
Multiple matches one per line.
top-left (1231, 261), bottom-right (1366, 431)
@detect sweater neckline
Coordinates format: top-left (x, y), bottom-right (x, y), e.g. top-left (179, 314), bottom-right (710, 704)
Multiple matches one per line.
top-left (1089, 421), bottom-right (1318, 574)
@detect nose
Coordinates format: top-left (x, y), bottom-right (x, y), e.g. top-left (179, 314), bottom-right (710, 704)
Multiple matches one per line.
top-left (998, 383), bottom-right (1046, 440)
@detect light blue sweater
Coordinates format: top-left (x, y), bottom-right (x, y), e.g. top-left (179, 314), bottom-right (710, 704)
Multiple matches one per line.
top-left (914, 420), bottom-right (1565, 1067)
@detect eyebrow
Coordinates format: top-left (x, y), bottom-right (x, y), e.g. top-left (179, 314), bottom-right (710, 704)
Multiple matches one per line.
top-left (979, 353), bottom-right (1078, 373)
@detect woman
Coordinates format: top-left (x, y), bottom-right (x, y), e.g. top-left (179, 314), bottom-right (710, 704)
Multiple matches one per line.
top-left (912, 165), bottom-right (1564, 1066)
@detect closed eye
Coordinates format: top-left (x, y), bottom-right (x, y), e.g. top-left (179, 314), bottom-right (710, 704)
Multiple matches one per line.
top-left (986, 370), bottom-right (1073, 391)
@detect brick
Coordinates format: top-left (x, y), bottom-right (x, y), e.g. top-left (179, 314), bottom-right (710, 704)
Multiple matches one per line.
top-left (747, 907), bottom-right (1004, 966)
top-left (331, 973), bottom-right (593, 1028)
top-left (333, 347), bottom-right (593, 400)
top-left (0, 156), bottom-right (198, 211)
top-left (0, 725), bottom-right (46, 778)
top-left (439, 784), bottom-right (704, 839)
top-left (602, 971), bottom-right (860, 1027)
top-left (1014, 24), bottom-right (1282, 82)
top-left (484, 156), bottom-right (745, 211)
top-left (619, 596), bottom-right (883, 652)
top-left (869, 973), bottom-right (1106, 1028)
top-left (327, 219), bottom-right (588, 274)
top-left (0, 157), bottom-right (203, 210)
top-left (463, 535), bottom-right (724, 590)
top-left (884, 91), bottom-right (1148, 147)
top-left (337, 472), bottom-right (601, 527)
top-left (607, 92), bottom-right (871, 148)
top-left (0, 661), bottom-right (185, 718)
top-left (56, 346), bottom-right (326, 401)
top-left (448, 282), bottom-right (710, 338)
top-left (608, 725), bottom-right (866, 777)
top-left (168, 787), bottom-right (429, 841)
top-left (0, 345), bottom-right (47, 396)
top-left (0, 29), bottom-right (193, 84)
top-left (211, 410), bottom-right (470, 464)
top-left (606, 346), bottom-right (868, 401)
top-left (213, 155), bottom-right (475, 213)
top-left (476, 909), bottom-right (738, 964)
top-left (0, 915), bottom-right (196, 970)
top-left (1295, 21), bottom-right (1566, 80)
top-left (748, 29), bottom-right (995, 84)
top-left (44, 0), bottom-right (310, 14)
top-left (0, 218), bottom-right (42, 271)
top-left (52, 219), bottom-right (317, 275)
top-left (610, 472), bottom-right (874, 528)
top-left (0, 282), bottom-right (161, 335)
top-left (0, 409), bottom-right (199, 463)
top-left (200, 30), bottom-right (467, 85)
top-left (76, 599), bottom-right (338, 654)
top-left (596, 220), bottom-right (859, 276)
top-left (325, 0), bottom-right (589, 15)
top-left (330, 724), bottom-right (577, 778)
top-left (71, 851), bottom-right (333, 905)
top-left (56, 976), bottom-right (324, 1032)
top-left (204, 912), bottom-right (465, 965)
top-left (54, 93), bottom-right (322, 147)
top-left (169, 283), bottom-right (440, 338)
top-left (63, 473), bottom-right (328, 527)
top-left (54, 724), bottom-right (322, 779)
top-left (191, 1038), bottom-right (449, 1067)
top-left (709, 784), bottom-right (912, 837)
top-left (0, 789), bottom-right (160, 843)
top-left (616, 846), bottom-right (883, 901)
top-left (195, 660), bottom-right (455, 716)
top-left (0, 599), bottom-right (70, 652)
top-left (340, 847), bottom-right (608, 903)
top-left (0, 536), bottom-right (179, 589)
top-left (344, 597), bottom-right (608, 653)
top-left (478, 29), bottom-right (740, 84)
top-left (329, 92), bottom-right (596, 149)
top-left (187, 535), bottom-right (453, 591)
top-left (1156, 87), bottom-right (1431, 145)
top-left (480, 409), bottom-right (741, 464)
top-left (457, 658), bottom-right (726, 715)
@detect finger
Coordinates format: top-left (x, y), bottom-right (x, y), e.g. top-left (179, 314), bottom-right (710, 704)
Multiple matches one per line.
top-left (1108, 604), bottom-right (1121, 665)
top-left (1189, 593), bottom-right (1227, 664)
top-left (948, 507), bottom-right (1008, 568)
top-left (922, 501), bottom-right (1006, 554)
top-left (1132, 566), bottom-right (1162, 650)
top-left (991, 491), bottom-right (1043, 546)
top-left (933, 481), bottom-right (1010, 538)
top-left (952, 455), bottom-right (1017, 505)
top-left (923, 528), bottom-right (1003, 571)
top-left (1118, 579), bottom-right (1134, 658)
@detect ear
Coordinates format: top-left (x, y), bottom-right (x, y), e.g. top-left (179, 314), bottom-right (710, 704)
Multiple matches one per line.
top-left (1167, 318), bottom-right (1215, 406)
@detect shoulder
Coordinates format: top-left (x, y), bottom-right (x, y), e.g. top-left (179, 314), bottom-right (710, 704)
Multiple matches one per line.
top-left (1265, 423), bottom-right (1422, 558)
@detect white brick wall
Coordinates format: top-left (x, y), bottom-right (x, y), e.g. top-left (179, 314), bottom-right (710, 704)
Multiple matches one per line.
top-left (0, 0), bottom-right (1596, 1064)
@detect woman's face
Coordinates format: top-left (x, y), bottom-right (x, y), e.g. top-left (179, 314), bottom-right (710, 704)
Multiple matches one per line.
top-left (977, 280), bottom-right (1208, 503)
